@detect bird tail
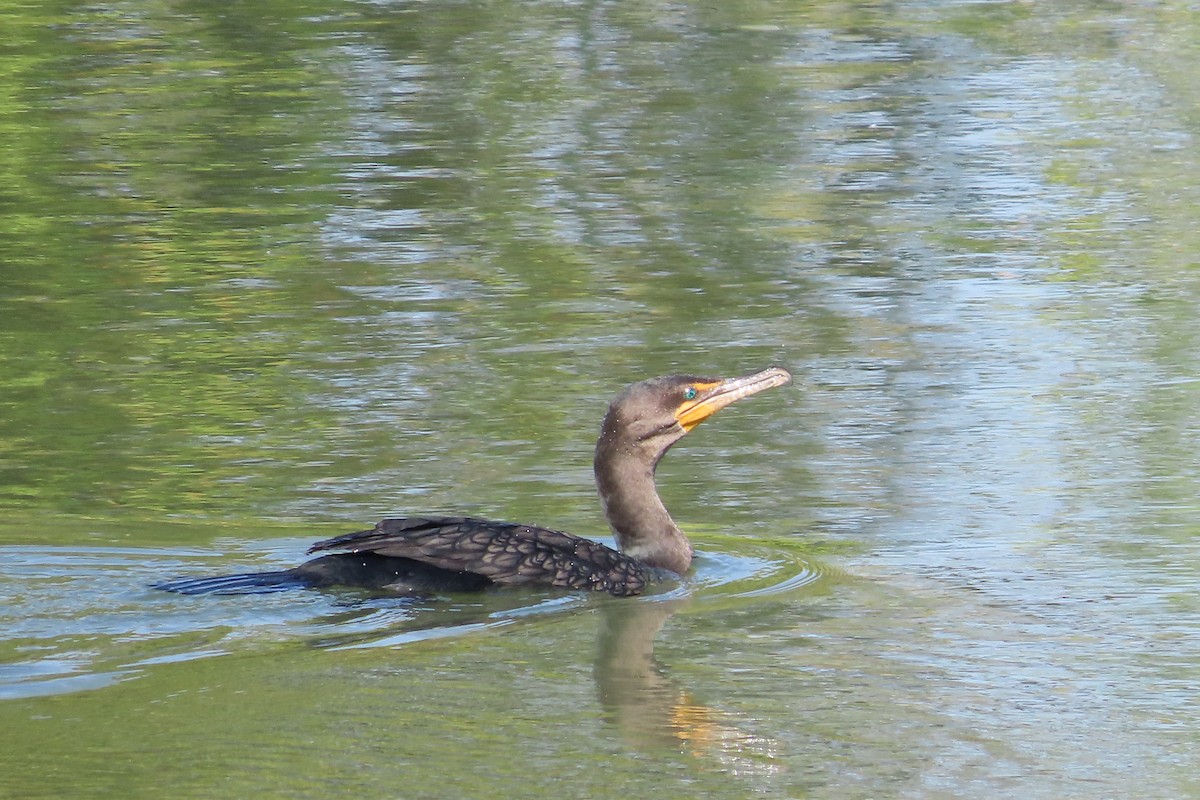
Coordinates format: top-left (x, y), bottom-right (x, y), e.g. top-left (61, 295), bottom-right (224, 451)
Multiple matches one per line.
top-left (152, 570), bottom-right (311, 595)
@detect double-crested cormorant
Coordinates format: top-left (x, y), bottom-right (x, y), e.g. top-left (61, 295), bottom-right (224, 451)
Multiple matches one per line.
top-left (155, 367), bottom-right (791, 598)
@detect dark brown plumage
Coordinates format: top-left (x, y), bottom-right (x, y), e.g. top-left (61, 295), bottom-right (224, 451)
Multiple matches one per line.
top-left (154, 367), bottom-right (791, 598)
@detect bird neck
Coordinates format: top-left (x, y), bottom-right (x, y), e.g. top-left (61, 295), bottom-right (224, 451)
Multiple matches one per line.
top-left (593, 438), bottom-right (693, 575)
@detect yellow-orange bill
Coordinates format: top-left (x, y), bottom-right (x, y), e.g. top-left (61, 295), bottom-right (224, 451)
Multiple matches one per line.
top-left (674, 366), bottom-right (792, 431)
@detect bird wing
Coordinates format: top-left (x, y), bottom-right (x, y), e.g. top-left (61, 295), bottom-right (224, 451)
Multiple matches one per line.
top-left (307, 516), bottom-right (650, 596)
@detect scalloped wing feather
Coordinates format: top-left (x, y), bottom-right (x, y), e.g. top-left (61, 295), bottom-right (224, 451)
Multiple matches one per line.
top-left (308, 516), bottom-right (649, 596)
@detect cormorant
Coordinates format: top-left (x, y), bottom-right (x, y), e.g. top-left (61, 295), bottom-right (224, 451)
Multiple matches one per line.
top-left (154, 367), bottom-right (791, 598)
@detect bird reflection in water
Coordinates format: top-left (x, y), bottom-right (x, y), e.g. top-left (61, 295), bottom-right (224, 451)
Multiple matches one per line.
top-left (595, 598), bottom-right (784, 780)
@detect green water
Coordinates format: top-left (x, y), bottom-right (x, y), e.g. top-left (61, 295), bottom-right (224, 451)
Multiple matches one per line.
top-left (4, 1), bottom-right (1200, 797)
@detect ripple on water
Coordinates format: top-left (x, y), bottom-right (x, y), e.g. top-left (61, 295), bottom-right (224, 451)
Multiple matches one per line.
top-left (690, 546), bottom-right (828, 601)
top-left (0, 538), bottom-right (831, 693)
top-left (304, 538), bottom-right (831, 650)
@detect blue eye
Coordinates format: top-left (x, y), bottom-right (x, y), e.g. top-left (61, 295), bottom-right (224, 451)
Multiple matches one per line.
top-left (684, 387), bottom-right (697, 400)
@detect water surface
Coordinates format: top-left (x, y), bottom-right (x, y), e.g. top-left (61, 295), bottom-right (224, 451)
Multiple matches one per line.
top-left (3, 1), bottom-right (1200, 798)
